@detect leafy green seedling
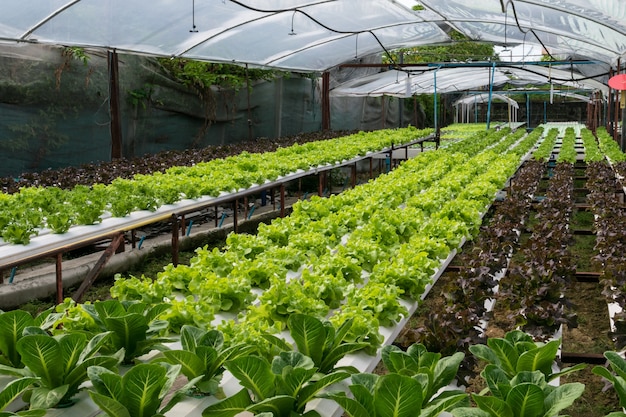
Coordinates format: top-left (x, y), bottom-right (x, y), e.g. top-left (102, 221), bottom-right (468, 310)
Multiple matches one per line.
top-left (469, 330), bottom-right (585, 382)
top-left (452, 369), bottom-right (584, 417)
top-left (382, 343), bottom-right (466, 406)
top-left (0, 377), bottom-right (45, 417)
top-left (263, 313), bottom-right (368, 374)
top-left (88, 362), bottom-right (196, 417)
top-left (83, 299), bottom-right (173, 364)
top-left (160, 325), bottom-right (256, 395)
top-left (322, 372), bottom-right (467, 417)
top-left (0, 330), bottom-right (123, 409)
top-left (202, 351), bottom-right (350, 417)
top-left (592, 351), bottom-right (626, 416)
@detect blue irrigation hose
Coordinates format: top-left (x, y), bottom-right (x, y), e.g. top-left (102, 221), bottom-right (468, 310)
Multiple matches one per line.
top-left (247, 205), bottom-right (256, 220)
top-left (137, 236), bottom-right (146, 250)
top-left (9, 267), bottom-right (16, 284)
top-left (186, 220), bottom-right (194, 236)
top-left (218, 212), bottom-right (227, 228)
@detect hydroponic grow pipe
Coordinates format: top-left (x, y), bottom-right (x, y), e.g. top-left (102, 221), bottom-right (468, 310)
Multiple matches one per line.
top-left (0, 135), bottom-right (434, 274)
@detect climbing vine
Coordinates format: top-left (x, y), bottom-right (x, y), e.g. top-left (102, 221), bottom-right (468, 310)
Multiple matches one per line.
top-left (55, 46), bottom-right (93, 90)
top-left (384, 31), bottom-right (497, 65)
top-left (158, 59), bottom-right (279, 145)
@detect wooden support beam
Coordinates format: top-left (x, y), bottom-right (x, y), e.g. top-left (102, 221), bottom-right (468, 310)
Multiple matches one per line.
top-left (72, 233), bottom-right (125, 303)
top-left (561, 351), bottom-right (606, 364)
top-left (108, 50), bottom-right (123, 159)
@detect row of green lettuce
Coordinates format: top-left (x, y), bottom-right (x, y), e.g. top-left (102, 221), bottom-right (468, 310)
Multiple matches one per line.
top-left (98, 125), bottom-right (536, 355)
top-left (2, 125), bottom-right (625, 417)
top-left (0, 127), bottom-right (433, 245)
top-left (0, 125), bottom-right (539, 416)
top-left (3, 317), bottom-right (626, 417)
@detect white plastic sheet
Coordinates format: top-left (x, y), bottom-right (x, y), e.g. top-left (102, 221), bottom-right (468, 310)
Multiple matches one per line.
top-left (0, 0), bottom-right (624, 71)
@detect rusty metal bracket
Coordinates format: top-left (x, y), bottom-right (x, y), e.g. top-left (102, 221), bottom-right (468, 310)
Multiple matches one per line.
top-left (72, 233), bottom-right (125, 303)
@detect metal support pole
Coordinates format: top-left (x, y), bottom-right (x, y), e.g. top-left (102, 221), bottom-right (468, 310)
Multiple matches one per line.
top-left (609, 68), bottom-right (614, 132)
top-left (433, 68), bottom-right (439, 132)
top-left (486, 62), bottom-right (495, 130)
top-left (171, 214), bottom-right (179, 267)
top-left (322, 72), bottom-right (331, 130)
top-left (526, 94), bottom-right (530, 130)
top-left (56, 253), bottom-right (63, 305)
top-left (318, 172), bottom-right (324, 196)
top-left (280, 184), bottom-right (286, 218)
top-left (233, 199), bottom-right (239, 233)
top-left (622, 101), bottom-right (626, 152)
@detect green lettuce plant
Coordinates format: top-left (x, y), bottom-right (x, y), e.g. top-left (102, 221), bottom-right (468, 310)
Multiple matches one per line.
top-left (592, 351), bottom-right (626, 416)
top-left (381, 343), bottom-right (466, 406)
top-left (451, 369), bottom-right (584, 417)
top-left (88, 362), bottom-right (196, 417)
top-left (0, 331), bottom-right (123, 409)
top-left (202, 351), bottom-right (350, 417)
top-left (69, 184), bottom-right (106, 225)
top-left (0, 310), bottom-right (48, 368)
top-left (469, 330), bottom-right (585, 382)
top-left (263, 313), bottom-right (368, 374)
top-left (0, 377), bottom-right (45, 417)
top-left (81, 299), bottom-right (173, 364)
top-left (322, 372), bottom-right (467, 417)
top-left (159, 326), bottom-right (256, 395)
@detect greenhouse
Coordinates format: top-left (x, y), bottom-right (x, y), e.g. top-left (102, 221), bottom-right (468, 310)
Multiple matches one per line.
top-left (1, 1), bottom-right (626, 417)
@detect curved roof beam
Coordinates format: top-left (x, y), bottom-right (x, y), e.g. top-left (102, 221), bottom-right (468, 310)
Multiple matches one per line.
top-left (19, 0), bottom-right (81, 40)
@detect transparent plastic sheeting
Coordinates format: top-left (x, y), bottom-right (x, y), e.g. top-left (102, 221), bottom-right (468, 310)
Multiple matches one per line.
top-left (0, 0), bottom-right (449, 72)
top-left (418, 0), bottom-right (626, 67)
top-left (453, 93), bottom-right (520, 109)
top-left (0, 0), bottom-right (624, 72)
top-left (331, 65), bottom-right (609, 98)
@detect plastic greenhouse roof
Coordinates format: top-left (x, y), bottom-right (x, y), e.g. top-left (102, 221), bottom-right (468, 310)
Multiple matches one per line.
top-left (0, 0), bottom-right (625, 72)
top-left (330, 65), bottom-right (609, 97)
top-left (454, 93), bottom-right (520, 109)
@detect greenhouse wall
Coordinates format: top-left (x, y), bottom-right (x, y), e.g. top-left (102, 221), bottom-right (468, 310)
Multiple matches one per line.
top-left (0, 45), bottom-right (376, 178)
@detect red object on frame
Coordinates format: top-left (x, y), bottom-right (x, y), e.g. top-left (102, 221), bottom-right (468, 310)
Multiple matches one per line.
top-left (608, 73), bottom-right (626, 90)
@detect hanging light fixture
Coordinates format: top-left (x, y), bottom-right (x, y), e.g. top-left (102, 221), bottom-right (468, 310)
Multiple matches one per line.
top-left (190, 0), bottom-right (198, 32)
top-left (289, 10), bottom-right (297, 35)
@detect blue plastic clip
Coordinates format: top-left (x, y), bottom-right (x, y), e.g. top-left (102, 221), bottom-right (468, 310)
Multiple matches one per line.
top-left (137, 236), bottom-right (146, 250)
top-left (247, 206), bottom-right (256, 220)
top-left (9, 267), bottom-right (17, 284)
top-left (186, 220), bottom-right (194, 236)
top-left (218, 212), bottom-right (227, 228)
